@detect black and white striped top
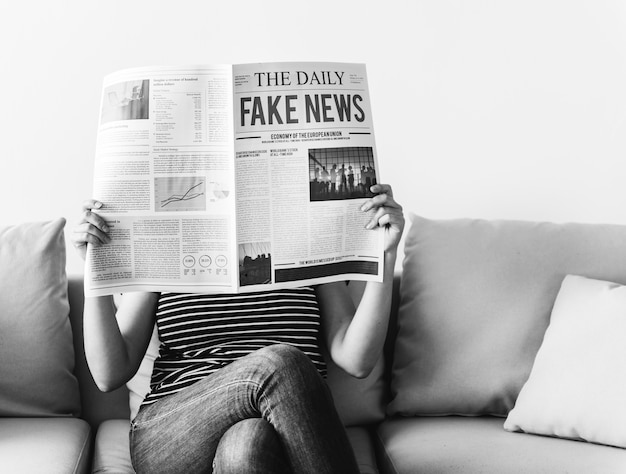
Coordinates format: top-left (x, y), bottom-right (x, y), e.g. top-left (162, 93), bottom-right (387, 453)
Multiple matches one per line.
top-left (142, 287), bottom-right (327, 405)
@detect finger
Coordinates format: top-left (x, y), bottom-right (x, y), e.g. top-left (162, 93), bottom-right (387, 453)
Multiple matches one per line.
top-left (379, 209), bottom-right (405, 230)
top-left (378, 193), bottom-right (402, 211)
top-left (81, 210), bottom-right (110, 233)
top-left (70, 232), bottom-right (105, 249)
top-left (361, 192), bottom-right (402, 213)
top-left (360, 193), bottom-right (388, 212)
top-left (365, 206), bottom-right (388, 229)
top-left (361, 189), bottom-right (402, 211)
top-left (81, 199), bottom-right (104, 212)
top-left (71, 231), bottom-right (107, 248)
top-left (370, 183), bottom-right (393, 197)
top-left (366, 205), bottom-right (404, 230)
top-left (72, 223), bottom-right (111, 245)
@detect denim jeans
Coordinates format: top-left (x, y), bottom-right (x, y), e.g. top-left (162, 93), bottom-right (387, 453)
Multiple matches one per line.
top-left (130, 344), bottom-right (360, 474)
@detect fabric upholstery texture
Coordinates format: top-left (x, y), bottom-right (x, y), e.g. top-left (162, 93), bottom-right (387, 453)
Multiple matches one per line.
top-left (0, 418), bottom-right (91, 474)
top-left (388, 214), bottom-right (626, 416)
top-left (376, 416), bottom-right (626, 474)
top-left (0, 218), bottom-right (80, 416)
top-left (93, 419), bottom-right (134, 474)
top-left (504, 275), bottom-right (626, 448)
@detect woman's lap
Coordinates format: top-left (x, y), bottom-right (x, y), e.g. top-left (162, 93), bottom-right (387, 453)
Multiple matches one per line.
top-left (130, 344), bottom-right (359, 474)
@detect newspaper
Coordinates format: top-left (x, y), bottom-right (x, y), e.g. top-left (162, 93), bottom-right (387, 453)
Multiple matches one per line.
top-left (85, 62), bottom-right (383, 296)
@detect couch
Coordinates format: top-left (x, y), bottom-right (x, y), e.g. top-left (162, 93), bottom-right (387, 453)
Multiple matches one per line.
top-left (2, 215), bottom-right (626, 473)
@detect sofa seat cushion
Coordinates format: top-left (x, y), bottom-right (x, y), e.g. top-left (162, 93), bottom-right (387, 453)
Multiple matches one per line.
top-left (0, 417), bottom-right (91, 474)
top-left (376, 416), bottom-right (626, 474)
top-left (93, 419), bottom-right (133, 473)
top-left (348, 426), bottom-right (380, 474)
top-left (94, 419), bottom-right (379, 473)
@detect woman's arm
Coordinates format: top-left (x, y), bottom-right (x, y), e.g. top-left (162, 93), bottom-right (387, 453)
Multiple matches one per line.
top-left (72, 199), bottom-right (159, 392)
top-left (317, 184), bottom-right (404, 378)
top-left (83, 292), bottom-right (158, 392)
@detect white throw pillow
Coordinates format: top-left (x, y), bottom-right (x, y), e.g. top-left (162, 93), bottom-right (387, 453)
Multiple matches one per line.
top-left (504, 275), bottom-right (626, 448)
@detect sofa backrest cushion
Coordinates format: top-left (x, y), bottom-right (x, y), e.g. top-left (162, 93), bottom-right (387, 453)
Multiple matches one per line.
top-left (388, 214), bottom-right (626, 416)
top-left (0, 219), bottom-right (80, 416)
top-left (127, 280), bottom-right (386, 427)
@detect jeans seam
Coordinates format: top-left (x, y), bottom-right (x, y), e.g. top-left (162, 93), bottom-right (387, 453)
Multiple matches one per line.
top-left (258, 387), bottom-right (273, 421)
top-left (136, 379), bottom-right (263, 427)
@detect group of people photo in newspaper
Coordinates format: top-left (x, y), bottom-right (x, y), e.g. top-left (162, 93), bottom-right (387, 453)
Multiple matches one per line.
top-left (309, 146), bottom-right (378, 202)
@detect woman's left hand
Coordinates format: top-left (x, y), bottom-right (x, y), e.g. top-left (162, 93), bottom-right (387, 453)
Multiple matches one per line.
top-left (360, 183), bottom-right (405, 253)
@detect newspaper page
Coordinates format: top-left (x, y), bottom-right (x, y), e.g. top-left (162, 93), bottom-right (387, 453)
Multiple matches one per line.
top-left (232, 62), bottom-right (383, 292)
top-left (85, 65), bottom-right (238, 296)
top-left (85, 62), bottom-right (382, 296)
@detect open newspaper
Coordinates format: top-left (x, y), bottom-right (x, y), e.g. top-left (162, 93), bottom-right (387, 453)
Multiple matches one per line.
top-left (85, 62), bottom-right (383, 296)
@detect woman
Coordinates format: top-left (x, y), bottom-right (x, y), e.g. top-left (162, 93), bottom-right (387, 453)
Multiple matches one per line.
top-left (72, 183), bottom-right (404, 474)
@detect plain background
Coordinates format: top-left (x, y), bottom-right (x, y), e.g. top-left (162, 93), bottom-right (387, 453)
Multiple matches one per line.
top-left (2, 0), bottom-right (626, 275)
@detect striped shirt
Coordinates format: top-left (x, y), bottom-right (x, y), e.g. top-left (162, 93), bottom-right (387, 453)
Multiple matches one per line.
top-left (142, 287), bottom-right (327, 405)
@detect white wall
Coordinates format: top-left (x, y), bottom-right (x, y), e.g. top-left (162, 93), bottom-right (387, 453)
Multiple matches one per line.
top-left (2, 0), bottom-right (626, 275)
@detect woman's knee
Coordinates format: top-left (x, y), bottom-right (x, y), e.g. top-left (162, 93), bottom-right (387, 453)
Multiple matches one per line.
top-left (213, 419), bottom-right (289, 474)
top-left (254, 344), bottom-right (331, 411)
top-left (257, 344), bottom-right (316, 377)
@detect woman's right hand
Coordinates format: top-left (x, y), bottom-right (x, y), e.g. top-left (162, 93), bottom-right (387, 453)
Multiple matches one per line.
top-left (70, 199), bottom-right (111, 261)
